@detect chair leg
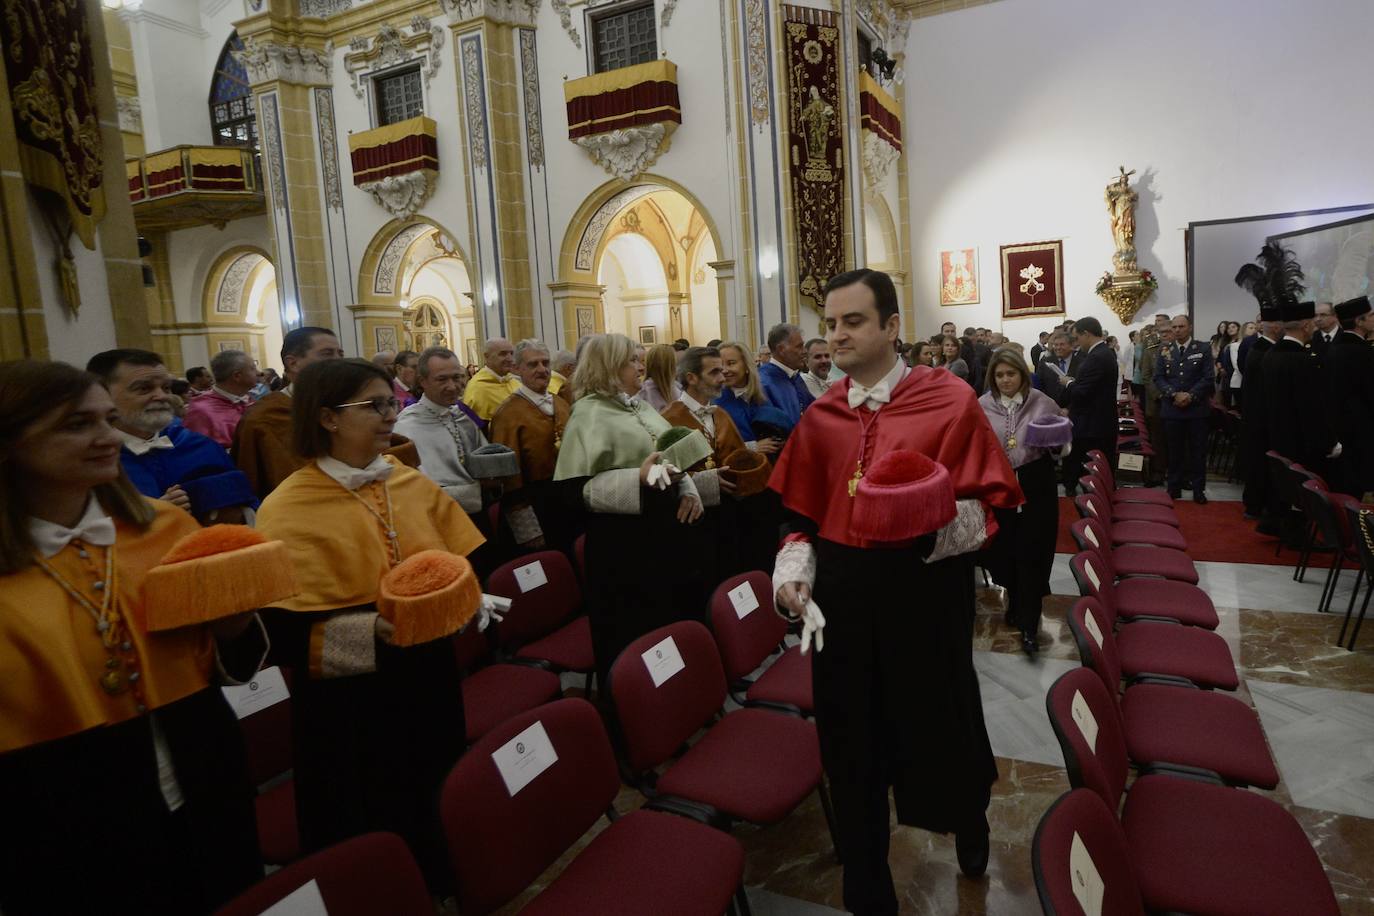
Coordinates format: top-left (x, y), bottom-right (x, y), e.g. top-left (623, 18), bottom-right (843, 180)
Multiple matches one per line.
top-left (1296, 522), bottom-right (1317, 582)
top-left (816, 779), bottom-right (842, 865)
top-left (1339, 568), bottom-right (1366, 645)
top-left (731, 885), bottom-right (754, 916)
top-left (1347, 585), bottom-right (1372, 650)
top-left (1318, 563), bottom-right (1339, 614)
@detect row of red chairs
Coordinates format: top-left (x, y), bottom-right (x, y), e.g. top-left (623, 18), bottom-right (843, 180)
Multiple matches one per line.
top-left (1033, 451), bottom-right (1339, 915)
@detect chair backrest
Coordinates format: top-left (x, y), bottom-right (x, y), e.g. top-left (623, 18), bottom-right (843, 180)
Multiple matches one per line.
top-left (1080, 475), bottom-right (1104, 498)
top-left (1069, 519), bottom-right (1115, 575)
top-left (1032, 790), bottom-right (1146, 916)
top-left (707, 571), bottom-right (787, 684)
top-left (236, 669), bottom-right (294, 787)
top-left (1299, 480), bottom-right (1347, 552)
top-left (1045, 668), bottom-right (1130, 813)
top-left (607, 620), bottom-right (727, 773)
top-left (214, 832), bottom-right (432, 916)
top-left (1068, 550), bottom-right (1118, 619)
top-left (1074, 493), bottom-right (1113, 524)
top-left (1066, 598), bottom-right (1123, 691)
top-left (486, 550), bottom-right (582, 650)
top-left (440, 698), bottom-right (620, 916)
top-left (453, 620), bottom-right (493, 673)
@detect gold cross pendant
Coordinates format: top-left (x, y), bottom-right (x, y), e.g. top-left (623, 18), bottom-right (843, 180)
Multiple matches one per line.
top-left (848, 465), bottom-right (863, 497)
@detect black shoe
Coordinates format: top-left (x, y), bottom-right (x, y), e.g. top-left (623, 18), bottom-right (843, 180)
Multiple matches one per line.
top-left (1256, 520), bottom-right (1281, 536)
top-left (1168, 489), bottom-right (1182, 500)
top-left (1021, 632), bottom-right (1039, 658)
top-left (1193, 492), bottom-right (1208, 505)
top-left (956, 815), bottom-right (990, 878)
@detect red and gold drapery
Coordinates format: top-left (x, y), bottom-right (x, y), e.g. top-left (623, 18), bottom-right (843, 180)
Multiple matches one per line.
top-left (0, 0), bottom-right (106, 249)
top-left (139, 147), bottom-right (251, 200)
top-left (783, 6), bottom-right (844, 305)
top-left (563, 59), bottom-right (681, 140)
top-left (348, 116), bottom-right (439, 186)
top-left (859, 71), bottom-right (901, 153)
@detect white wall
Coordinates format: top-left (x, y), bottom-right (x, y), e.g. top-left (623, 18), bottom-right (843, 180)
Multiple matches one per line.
top-left (32, 194), bottom-right (120, 368)
top-left (903, 0), bottom-right (1374, 348)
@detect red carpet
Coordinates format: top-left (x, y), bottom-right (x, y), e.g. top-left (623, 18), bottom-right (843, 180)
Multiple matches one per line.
top-left (1055, 496), bottom-right (1339, 568)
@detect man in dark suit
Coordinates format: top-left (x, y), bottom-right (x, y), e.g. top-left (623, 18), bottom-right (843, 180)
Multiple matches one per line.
top-left (1029, 331), bottom-right (1050, 367)
top-left (1311, 302), bottom-right (1339, 360)
top-left (1034, 330), bottom-right (1079, 408)
top-left (1154, 314), bottom-right (1215, 503)
top-left (1064, 317), bottom-right (1119, 495)
top-left (1325, 296), bottom-right (1374, 497)
top-left (1240, 306), bottom-right (1282, 521)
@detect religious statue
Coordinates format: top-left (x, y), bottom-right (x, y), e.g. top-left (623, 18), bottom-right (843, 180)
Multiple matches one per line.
top-left (1105, 166), bottom-right (1138, 272)
top-left (800, 86), bottom-right (834, 166)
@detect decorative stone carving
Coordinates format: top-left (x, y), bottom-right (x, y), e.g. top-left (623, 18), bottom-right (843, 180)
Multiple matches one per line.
top-left (575, 123), bottom-right (671, 183)
top-left (460, 36), bottom-right (489, 171)
top-left (300, 0), bottom-right (351, 16)
top-left (439, 0), bottom-right (540, 25)
top-left (575, 187), bottom-right (655, 270)
top-left (519, 29), bottom-right (545, 169)
top-left (854, 0), bottom-right (911, 51)
top-left (235, 38), bottom-right (332, 86)
top-left (115, 95), bottom-right (142, 133)
top-left (375, 223), bottom-right (433, 295)
top-left (359, 171), bottom-right (436, 221)
top-left (861, 129), bottom-right (898, 187)
top-left (662, 0), bottom-right (680, 28)
top-left (217, 254), bottom-right (257, 314)
top-left (259, 94), bottom-right (287, 210)
top-left (745, 0), bottom-right (769, 124)
top-left (313, 88), bottom-right (344, 210)
top-left (344, 18), bottom-right (445, 99)
top-left (550, 0), bottom-right (582, 49)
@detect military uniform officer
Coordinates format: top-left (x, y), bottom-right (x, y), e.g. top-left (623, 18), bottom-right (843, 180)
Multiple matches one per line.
top-left (1153, 314), bottom-right (1215, 503)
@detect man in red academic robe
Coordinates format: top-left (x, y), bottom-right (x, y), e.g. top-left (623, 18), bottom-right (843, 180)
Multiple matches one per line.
top-left (771, 269), bottom-right (1022, 915)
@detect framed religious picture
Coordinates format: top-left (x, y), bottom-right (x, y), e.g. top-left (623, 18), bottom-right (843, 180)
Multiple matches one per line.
top-left (939, 248), bottom-right (980, 305)
top-left (638, 326), bottom-right (657, 345)
top-left (1000, 240), bottom-right (1066, 320)
top-left (374, 325), bottom-right (399, 354)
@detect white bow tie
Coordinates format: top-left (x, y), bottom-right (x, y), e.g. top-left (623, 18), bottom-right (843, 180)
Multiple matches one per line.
top-left (123, 434), bottom-right (174, 456)
top-left (29, 507), bottom-right (117, 558)
top-left (318, 455), bottom-right (395, 491)
top-left (848, 379), bottom-right (894, 409)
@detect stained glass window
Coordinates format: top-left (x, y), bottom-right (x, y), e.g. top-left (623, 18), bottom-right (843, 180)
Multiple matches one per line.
top-left (209, 33), bottom-right (257, 149)
top-left (591, 3), bottom-right (656, 74)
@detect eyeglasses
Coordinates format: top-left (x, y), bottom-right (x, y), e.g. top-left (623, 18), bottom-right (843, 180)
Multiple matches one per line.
top-left (332, 397), bottom-right (402, 417)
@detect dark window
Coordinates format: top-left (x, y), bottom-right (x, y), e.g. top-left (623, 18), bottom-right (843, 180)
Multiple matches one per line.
top-left (374, 66), bottom-right (424, 126)
top-left (856, 31), bottom-right (873, 77)
top-left (592, 3), bottom-right (657, 73)
top-left (209, 33), bottom-right (257, 149)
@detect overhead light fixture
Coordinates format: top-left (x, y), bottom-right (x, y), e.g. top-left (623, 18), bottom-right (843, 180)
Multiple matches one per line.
top-left (758, 247), bottom-right (778, 280)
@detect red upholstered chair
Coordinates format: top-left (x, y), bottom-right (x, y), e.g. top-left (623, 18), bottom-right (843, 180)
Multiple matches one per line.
top-left (1299, 481), bottom-right (1365, 614)
top-left (1067, 597), bottom-right (1237, 692)
top-left (236, 670), bottom-right (299, 865)
top-left (1066, 602), bottom-right (1275, 788)
top-left (214, 832), bottom-right (432, 916)
top-left (1074, 494), bottom-right (1188, 551)
top-left (1045, 669), bottom-right (1338, 916)
top-left (1031, 789), bottom-right (1146, 916)
top-left (1069, 517), bottom-right (1198, 584)
top-left (440, 698), bottom-right (745, 916)
top-left (1086, 451), bottom-right (1174, 507)
top-left (487, 551), bottom-right (595, 679)
top-left (707, 571), bottom-right (813, 715)
top-left (1081, 475), bottom-right (1180, 527)
top-left (453, 620), bottom-right (562, 744)
top-left (1069, 550), bottom-right (1218, 630)
top-left (607, 620), bottom-right (828, 833)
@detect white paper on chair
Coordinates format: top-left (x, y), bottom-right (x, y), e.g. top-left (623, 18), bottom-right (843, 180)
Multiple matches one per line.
top-left (1069, 831), bottom-right (1105, 916)
top-left (728, 582), bottom-right (760, 619)
top-left (259, 879), bottom-right (330, 916)
top-left (1071, 690), bottom-right (1099, 752)
top-left (492, 720), bottom-right (559, 797)
top-left (1083, 611), bottom-right (1104, 649)
top-left (1118, 454), bottom-right (1144, 472)
top-left (1084, 561), bottom-right (1101, 591)
top-left (1084, 525), bottom-right (1100, 547)
top-left (643, 635), bottom-right (686, 687)
top-left (220, 666), bottom-right (290, 720)
top-left (513, 560), bottom-right (548, 593)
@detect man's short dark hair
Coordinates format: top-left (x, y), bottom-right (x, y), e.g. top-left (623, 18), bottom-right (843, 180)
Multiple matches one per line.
top-left (672, 338), bottom-right (690, 351)
top-left (822, 268), bottom-right (899, 326)
top-left (1038, 332), bottom-right (1049, 341)
top-left (1073, 316), bottom-right (1104, 338)
top-left (291, 358), bottom-right (392, 458)
top-left (169, 379), bottom-right (191, 397)
top-left (766, 323), bottom-right (802, 351)
top-left (186, 366), bottom-right (209, 384)
top-left (416, 346), bottom-right (459, 380)
top-left (281, 326), bottom-right (336, 364)
top-left (804, 337), bottom-right (827, 352)
top-left (676, 346), bottom-right (721, 387)
top-left (706, 338), bottom-right (722, 348)
top-left (86, 348), bottom-right (163, 385)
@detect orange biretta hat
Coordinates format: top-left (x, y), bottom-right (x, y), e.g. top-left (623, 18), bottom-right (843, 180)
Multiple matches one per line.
top-left (376, 549), bottom-right (481, 646)
top-left (850, 449), bottom-right (957, 543)
top-left (143, 525), bottom-right (298, 631)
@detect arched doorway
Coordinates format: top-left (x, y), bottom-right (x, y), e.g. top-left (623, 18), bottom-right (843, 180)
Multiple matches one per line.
top-left (558, 177), bottom-right (726, 348)
top-left (863, 192), bottom-right (898, 272)
top-left (202, 247), bottom-right (282, 371)
top-left (357, 218), bottom-right (476, 362)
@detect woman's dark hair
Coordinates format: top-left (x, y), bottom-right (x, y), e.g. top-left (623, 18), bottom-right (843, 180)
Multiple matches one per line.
top-left (291, 358), bottom-right (393, 458)
top-left (936, 334), bottom-right (961, 363)
top-left (822, 268), bottom-right (899, 326)
top-left (984, 347), bottom-right (1031, 399)
top-left (0, 360), bottom-right (154, 575)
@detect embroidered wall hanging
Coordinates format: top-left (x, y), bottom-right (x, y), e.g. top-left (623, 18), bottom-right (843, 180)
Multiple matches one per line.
top-left (1000, 240), bottom-right (1066, 320)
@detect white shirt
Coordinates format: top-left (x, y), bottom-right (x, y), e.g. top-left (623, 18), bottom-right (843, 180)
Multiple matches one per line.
top-left (210, 385), bottom-right (251, 405)
top-left (516, 385), bottom-right (555, 416)
top-left (316, 454), bottom-right (395, 490)
top-left (677, 391), bottom-right (716, 437)
top-left (768, 357), bottom-right (799, 378)
top-left (117, 428), bottom-right (173, 456)
top-left (847, 357), bottom-right (909, 411)
top-left (997, 392), bottom-right (1025, 411)
top-left (802, 371), bottom-right (831, 400)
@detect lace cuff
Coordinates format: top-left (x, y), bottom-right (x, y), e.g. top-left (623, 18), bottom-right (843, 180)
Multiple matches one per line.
top-left (925, 498), bottom-right (990, 563)
top-left (691, 468), bottom-right (721, 508)
top-left (583, 468), bottom-right (643, 514)
top-left (772, 539), bottom-right (816, 620)
top-left (308, 610), bottom-right (379, 679)
top-left (506, 504), bottom-right (544, 544)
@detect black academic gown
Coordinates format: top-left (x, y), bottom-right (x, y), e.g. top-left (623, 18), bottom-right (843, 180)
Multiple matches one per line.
top-left (1263, 339), bottom-right (1338, 476)
top-left (1240, 336), bottom-right (1275, 513)
top-left (1325, 332), bottom-right (1374, 495)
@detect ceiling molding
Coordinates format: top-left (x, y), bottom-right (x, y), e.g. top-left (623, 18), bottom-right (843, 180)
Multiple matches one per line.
top-left (897, 0), bottom-right (1006, 19)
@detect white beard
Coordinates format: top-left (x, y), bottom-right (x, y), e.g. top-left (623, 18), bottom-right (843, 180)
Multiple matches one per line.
top-left (127, 405), bottom-right (174, 436)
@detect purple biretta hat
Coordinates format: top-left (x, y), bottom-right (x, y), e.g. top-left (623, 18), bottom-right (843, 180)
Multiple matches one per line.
top-left (1025, 415), bottom-right (1073, 449)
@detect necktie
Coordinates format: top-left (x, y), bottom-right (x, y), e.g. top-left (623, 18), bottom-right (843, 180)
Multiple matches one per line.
top-left (29, 513), bottom-right (117, 559)
top-left (124, 435), bottom-right (175, 456)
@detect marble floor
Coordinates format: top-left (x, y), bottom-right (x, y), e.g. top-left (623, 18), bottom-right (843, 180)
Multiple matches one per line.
top-left (511, 480), bottom-right (1374, 915)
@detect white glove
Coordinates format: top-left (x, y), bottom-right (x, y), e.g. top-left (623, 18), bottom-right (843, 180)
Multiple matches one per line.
top-left (477, 593), bottom-right (511, 632)
top-left (644, 461), bottom-right (680, 490)
top-left (1328, 442), bottom-right (1344, 459)
top-left (799, 600), bottom-right (826, 655)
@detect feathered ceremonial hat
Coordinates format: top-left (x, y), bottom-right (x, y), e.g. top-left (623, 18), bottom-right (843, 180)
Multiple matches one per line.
top-left (143, 526), bottom-right (297, 631)
top-left (850, 450), bottom-right (957, 543)
top-left (1235, 242), bottom-right (1306, 322)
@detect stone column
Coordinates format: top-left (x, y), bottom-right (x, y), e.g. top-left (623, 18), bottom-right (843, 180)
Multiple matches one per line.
top-left (549, 280), bottom-right (606, 348)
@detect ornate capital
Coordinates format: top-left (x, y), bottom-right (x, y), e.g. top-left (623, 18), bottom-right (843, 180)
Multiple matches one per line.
top-left (575, 123), bottom-right (673, 183)
top-left (344, 17), bottom-right (445, 99)
top-left (235, 38), bottom-right (332, 86)
top-left (439, 0), bottom-right (541, 26)
top-left (359, 171), bottom-right (437, 221)
top-left (861, 130), bottom-right (898, 187)
top-left (300, 0), bottom-right (352, 16)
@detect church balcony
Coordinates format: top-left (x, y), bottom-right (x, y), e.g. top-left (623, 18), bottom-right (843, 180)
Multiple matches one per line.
top-left (563, 59), bottom-right (681, 182)
top-left (126, 145), bottom-right (264, 232)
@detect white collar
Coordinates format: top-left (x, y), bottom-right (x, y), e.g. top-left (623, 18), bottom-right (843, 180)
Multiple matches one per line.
top-left (730, 386), bottom-right (747, 398)
top-left (117, 427), bottom-right (174, 455)
top-left (847, 357), bottom-right (908, 410)
top-left (316, 454), bottom-right (394, 490)
top-left (517, 385), bottom-right (554, 415)
top-left (679, 391), bottom-right (713, 414)
top-left (281, 384), bottom-right (293, 398)
top-left (1282, 335), bottom-right (1306, 346)
top-left (768, 358), bottom-right (798, 377)
top-left (998, 392), bottom-right (1024, 409)
top-left (28, 495), bottom-right (116, 559)
top-left (211, 385), bottom-right (251, 404)
top-left (418, 394), bottom-right (460, 417)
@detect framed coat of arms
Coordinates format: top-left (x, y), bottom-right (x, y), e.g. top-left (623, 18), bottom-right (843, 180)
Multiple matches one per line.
top-left (1000, 240), bottom-right (1065, 319)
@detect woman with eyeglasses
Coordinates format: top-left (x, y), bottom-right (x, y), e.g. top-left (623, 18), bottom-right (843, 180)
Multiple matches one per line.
top-left (255, 358), bottom-right (484, 890)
